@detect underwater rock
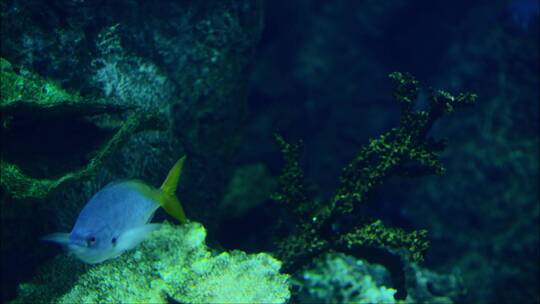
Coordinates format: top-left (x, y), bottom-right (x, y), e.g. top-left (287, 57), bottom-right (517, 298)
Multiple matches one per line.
top-left (0, 0), bottom-right (265, 229)
top-left (220, 163), bottom-right (278, 217)
top-left (294, 252), bottom-right (463, 304)
top-left (294, 252), bottom-right (396, 304)
top-left (0, 57), bottom-right (167, 200)
top-left (163, 0), bottom-right (265, 231)
top-left (12, 222), bottom-right (291, 304)
top-left (403, 263), bottom-right (464, 304)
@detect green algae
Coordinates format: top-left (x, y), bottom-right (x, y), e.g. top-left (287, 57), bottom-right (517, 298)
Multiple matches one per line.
top-left (0, 57), bottom-right (166, 200)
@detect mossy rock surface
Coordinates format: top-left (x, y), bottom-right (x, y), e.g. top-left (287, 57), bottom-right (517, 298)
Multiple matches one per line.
top-left (0, 57), bottom-right (164, 200)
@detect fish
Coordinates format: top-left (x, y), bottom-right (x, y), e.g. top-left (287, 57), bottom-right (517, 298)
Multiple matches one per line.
top-left (42, 156), bottom-right (188, 264)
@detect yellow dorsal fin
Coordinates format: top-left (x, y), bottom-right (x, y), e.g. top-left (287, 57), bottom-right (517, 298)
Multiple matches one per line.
top-left (158, 156), bottom-right (187, 224)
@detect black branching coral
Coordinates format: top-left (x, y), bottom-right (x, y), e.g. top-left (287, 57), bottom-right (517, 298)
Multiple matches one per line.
top-left (273, 72), bottom-right (477, 274)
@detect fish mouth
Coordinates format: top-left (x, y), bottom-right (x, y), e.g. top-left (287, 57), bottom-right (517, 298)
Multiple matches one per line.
top-left (68, 244), bottom-right (112, 264)
top-left (68, 243), bottom-right (87, 253)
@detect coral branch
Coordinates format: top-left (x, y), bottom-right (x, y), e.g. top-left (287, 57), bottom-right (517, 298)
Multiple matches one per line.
top-left (273, 72), bottom-right (476, 273)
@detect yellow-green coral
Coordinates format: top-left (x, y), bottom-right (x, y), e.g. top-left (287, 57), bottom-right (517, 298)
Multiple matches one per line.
top-left (273, 72), bottom-right (476, 275)
top-left (339, 220), bottom-right (429, 263)
top-left (12, 222), bottom-right (290, 304)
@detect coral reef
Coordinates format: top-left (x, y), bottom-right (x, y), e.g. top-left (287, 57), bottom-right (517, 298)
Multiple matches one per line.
top-left (12, 222), bottom-right (290, 304)
top-left (2, 1), bottom-right (535, 303)
top-left (272, 72), bottom-right (476, 297)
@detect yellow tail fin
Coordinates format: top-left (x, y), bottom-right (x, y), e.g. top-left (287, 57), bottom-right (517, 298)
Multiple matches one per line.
top-left (159, 156), bottom-right (187, 224)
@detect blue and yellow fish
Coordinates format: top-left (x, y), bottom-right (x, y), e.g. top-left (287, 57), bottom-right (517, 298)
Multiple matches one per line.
top-left (43, 156), bottom-right (187, 264)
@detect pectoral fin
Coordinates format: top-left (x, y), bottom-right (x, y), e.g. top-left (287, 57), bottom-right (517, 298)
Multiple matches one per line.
top-left (41, 233), bottom-right (71, 246)
top-left (115, 224), bottom-right (161, 252)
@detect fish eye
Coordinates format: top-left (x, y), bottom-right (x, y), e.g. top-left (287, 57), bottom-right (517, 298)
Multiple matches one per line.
top-left (86, 236), bottom-right (96, 247)
top-left (111, 237), bottom-right (117, 245)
